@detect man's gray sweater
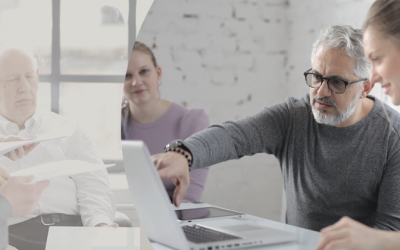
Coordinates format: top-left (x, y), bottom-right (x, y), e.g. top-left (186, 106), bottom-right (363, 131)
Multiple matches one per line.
top-left (182, 94), bottom-right (400, 232)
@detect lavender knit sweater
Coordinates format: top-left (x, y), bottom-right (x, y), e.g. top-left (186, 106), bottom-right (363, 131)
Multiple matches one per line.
top-left (121, 102), bottom-right (210, 203)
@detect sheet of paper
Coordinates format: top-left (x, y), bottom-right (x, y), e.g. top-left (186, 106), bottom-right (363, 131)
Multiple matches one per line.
top-left (0, 122), bottom-right (75, 155)
top-left (46, 227), bottom-right (140, 250)
top-left (10, 160), bottom-right (115, 183)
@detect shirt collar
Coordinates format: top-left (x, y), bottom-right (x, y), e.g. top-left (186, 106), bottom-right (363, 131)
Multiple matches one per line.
top-left (0, 110), bottom-right (40, 135)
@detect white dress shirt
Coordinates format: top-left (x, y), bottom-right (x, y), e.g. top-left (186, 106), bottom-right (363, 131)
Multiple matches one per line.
top-left (0, 109), bottom-right (115, 227)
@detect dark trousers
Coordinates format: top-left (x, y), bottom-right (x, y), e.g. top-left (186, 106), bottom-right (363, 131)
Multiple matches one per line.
top-left (8, 214), bottom-right (82, 250)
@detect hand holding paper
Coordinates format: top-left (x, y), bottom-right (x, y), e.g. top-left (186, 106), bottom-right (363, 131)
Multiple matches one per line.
top-left (0, 135), bottom-right (39, 161)
top-left (10, 160), bottom-right (115, 183)
top-left (0, 122), bottom-right (75, 157)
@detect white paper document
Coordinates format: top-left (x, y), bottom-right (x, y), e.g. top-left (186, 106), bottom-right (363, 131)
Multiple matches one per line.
top-left (0, 122), bottom-right (75, 155)
top-left (10, 160), bottom-right (115, 183)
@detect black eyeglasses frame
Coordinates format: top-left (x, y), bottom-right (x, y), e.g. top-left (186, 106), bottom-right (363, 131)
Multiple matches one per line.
top-left (303, 68), bottom-right (368, 94)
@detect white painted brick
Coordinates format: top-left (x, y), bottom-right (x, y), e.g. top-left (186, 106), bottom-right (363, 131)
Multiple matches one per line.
top-left (181, 1), bottom-right (213, 17)
top-left (203, 2), bottom-right (234, 19)
top-left (236, 68), bottom-right (263, 87)
top-left (202, 49), bottom-right (228, 69)
top-left (184, 67), bottom-right (212, 87)
top-left (140, 16), bottom-right (173, 33)
top-left (259, 4), bottom-right (286, 21)
top-left (152, 48), bottom-right (174, 68)
top-left (199, 18), bottom-right (224, 36)
top-left (209, 36), bottom-right (236, 52)
top-left (236, 37), bottom-right (262, 52)
top-left (180, 34), bottom-right (212, 51)
top-left (222, 19), bottom-right (253, 37)
top-left (175, 50), bottom-right (203, 71)
top-left (210, 68), bottom-right (236, 86)
top-left (154, 31), bottom-right (184, 50)
top-left (233, 2), bottom-right (261, 20)
top-left (136, 31), bottom-right (155, 47)
top-left (229, 52), bottom-right (255, 70)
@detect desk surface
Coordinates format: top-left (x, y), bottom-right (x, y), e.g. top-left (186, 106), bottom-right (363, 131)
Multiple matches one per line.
top-left (44, 202), bottom-right (320, 250)
top-left (151, 203), bottom-right (320, 250)
top-left (46, 227), bottom-right (153, 250)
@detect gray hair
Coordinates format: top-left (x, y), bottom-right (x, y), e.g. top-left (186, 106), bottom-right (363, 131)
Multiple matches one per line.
top-left (311, 25), bottom-right (370, 79)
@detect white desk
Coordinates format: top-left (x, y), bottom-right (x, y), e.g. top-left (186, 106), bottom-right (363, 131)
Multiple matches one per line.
top-left (151, 203), bottom-right (321, 250)
top-left (108, 172), bottom-right (322, 250)
top-left (45, 227), bottom-right (153, 250)
top-left (45, 203), bottom-right (320, 250)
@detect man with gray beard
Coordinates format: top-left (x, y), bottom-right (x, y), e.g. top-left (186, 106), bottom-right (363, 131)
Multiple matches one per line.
top-left (152, 25), bottom-right (400, 232)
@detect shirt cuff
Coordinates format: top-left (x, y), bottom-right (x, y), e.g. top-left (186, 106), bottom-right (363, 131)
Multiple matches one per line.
top-left (87, 215), bottom-right (113, 227)
top-left (0, 195), bottom-right (12, 220)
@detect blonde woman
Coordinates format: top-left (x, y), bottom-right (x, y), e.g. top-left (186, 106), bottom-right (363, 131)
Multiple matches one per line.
top-left (317, 0), bottom-right (400, 249)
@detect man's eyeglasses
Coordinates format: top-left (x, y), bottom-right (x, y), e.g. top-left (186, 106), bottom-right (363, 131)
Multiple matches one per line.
top-left (303, 68), bottom-right (367, 94)
top-left (0, 74), bottom-right (37, 86)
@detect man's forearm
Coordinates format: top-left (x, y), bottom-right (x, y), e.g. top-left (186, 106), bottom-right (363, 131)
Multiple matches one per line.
top-left (73, 169), bottom-right (115, 227)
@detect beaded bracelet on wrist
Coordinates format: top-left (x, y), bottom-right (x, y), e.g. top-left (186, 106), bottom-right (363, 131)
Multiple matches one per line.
top-left (164, 147), bottom-right (192, 170)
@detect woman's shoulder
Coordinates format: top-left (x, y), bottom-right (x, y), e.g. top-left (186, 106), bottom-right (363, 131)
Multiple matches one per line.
top-left (172, 102), bottom-right (210, 138)
top-left (173, 103), bottom-right (208, 122)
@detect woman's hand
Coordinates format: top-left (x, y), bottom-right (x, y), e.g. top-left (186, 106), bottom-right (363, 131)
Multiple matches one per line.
top-left (0, 175), bottom-right (49, 217)
top-left (0, 164), bottom-right (10, 186)
top-left (316, 216), bottom-right (400, 250)
top-left (0, 135), bottom-right (39, 161)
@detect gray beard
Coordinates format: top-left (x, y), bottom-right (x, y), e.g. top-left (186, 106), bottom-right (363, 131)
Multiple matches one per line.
top-left (311, 88), bottom-right (362, 126)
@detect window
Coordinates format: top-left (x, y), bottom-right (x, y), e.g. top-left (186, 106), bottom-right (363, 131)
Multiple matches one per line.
top-left (0, 0), bottom-right (136, 168)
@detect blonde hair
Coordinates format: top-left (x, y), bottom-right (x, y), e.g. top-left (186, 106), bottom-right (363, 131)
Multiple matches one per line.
top-left (363, 0), bottom-right (400, 42)
top-left (364, 0), bottom-right (400, 136)
top-left (132, 41), bottom-right (158, 68)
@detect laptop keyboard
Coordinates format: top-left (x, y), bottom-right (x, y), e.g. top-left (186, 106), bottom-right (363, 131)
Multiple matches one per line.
top-left (182, 225), bottom-right (242, 243)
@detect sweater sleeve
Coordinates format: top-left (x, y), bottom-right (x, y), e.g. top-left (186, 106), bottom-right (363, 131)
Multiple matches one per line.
top-left (0, 195), bottom-right (12, 250)
top-left (179, 109), bottom-right (210, 203)
top-left (374, 128), bottom-right (400, 231)
top-left (181, 99), bottom-right (292, 170)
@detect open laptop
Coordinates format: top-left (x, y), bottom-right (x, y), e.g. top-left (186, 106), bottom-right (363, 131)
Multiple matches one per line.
top-left (122, 140), bottom-right (296, 250)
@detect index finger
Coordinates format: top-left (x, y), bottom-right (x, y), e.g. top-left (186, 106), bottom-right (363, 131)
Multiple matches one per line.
top-left (23, 143), bottom-right (40, 154)
top-left (172, 177), bottom-right (189, 207)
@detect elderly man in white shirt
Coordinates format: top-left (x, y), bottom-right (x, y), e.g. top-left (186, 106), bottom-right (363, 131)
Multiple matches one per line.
top-left (0, 47), bottom-right (117, 250)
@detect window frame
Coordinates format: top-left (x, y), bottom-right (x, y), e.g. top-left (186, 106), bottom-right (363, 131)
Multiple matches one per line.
top-left (39, 0), bottom-right (136, 171)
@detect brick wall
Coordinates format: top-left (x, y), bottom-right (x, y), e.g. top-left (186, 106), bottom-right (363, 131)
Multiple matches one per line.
top-left (137, 0), bottom-right (376, 221)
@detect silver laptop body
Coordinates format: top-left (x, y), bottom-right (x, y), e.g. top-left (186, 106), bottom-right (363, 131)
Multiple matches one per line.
top-left (122, 140), bottom-right (296, 250)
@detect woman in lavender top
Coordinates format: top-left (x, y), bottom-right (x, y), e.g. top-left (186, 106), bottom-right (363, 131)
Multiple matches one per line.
top-left (121, 41), bottom-right (209, 203)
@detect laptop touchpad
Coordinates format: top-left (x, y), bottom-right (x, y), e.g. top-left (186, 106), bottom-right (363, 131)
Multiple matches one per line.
top-left (222, 224), bottom-right (263, 232)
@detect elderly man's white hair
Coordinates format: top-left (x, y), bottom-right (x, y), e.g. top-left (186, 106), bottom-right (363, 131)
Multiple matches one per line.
top-left (0, 44), bottom-right (38, 69)
top-left (311, 25), bottom-right (370, 79)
